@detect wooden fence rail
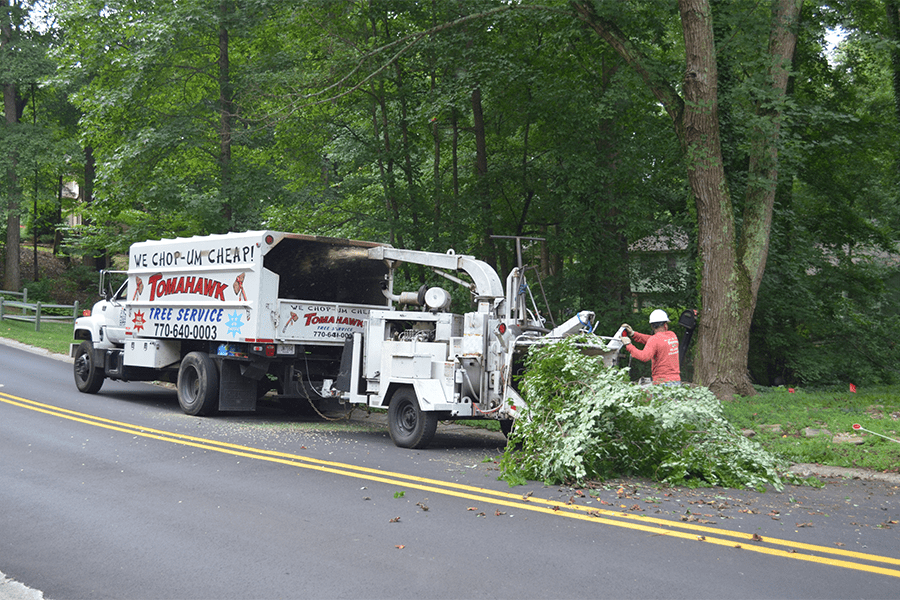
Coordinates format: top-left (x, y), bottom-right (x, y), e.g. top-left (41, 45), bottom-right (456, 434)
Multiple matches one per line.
top-left (0, 288), bottom-right (80, 332)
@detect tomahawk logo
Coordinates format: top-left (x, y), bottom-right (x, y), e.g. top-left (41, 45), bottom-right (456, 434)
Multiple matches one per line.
top-left (147, 273), bottom-right (229, 302)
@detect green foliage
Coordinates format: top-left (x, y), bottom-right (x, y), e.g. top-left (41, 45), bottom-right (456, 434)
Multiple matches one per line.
top-left (501, 336), bottom-right (789, 491)
top-left (22, 0), bottom-right (900, 390)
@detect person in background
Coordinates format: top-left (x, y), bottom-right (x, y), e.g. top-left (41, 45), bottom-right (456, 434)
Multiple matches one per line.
top-left (621, 309), bottom-right (680, 383)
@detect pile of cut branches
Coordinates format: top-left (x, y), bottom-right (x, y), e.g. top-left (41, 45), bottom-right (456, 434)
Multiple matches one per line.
top-left (500, 335), bottom-right (789, 491)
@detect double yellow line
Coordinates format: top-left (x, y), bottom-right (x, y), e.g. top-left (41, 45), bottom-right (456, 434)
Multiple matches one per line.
top-left (3, 390), bottom-right (899, 579)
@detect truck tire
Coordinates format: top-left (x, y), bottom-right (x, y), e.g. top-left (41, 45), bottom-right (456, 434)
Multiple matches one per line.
top-left (177, 352), bottom-right (219, 416)
top-left (388, 387), bottom-right (438, 449)
top-left (73, 340), bottom-right (105, 394)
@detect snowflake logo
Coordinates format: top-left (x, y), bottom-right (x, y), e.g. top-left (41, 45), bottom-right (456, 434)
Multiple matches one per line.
top-left (226, 311), bottom-right (244, 338)
top-left (132, 310), bottom-right (146, 332)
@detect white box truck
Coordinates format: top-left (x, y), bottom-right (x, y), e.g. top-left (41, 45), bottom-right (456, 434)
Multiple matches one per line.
top-left (73, 231), bottom-right (615, 448)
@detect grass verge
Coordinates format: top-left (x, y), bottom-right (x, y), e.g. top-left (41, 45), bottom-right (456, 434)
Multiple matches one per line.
top-left (723, 387), bottom-right (900, 474)
top-left (0, 319), bottom-right (73, 355)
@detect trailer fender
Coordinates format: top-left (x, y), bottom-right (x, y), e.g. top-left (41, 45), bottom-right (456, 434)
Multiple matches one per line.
top-left (410, 379), bottom-right (455, 412)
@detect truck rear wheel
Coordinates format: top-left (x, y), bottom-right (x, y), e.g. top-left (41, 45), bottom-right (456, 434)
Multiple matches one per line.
top-left (388, 387), bottom-right (438, 449)
top-left (73, 340), bottom-right (104, 394)
top-left (177, 352), bottom-right (219, 416)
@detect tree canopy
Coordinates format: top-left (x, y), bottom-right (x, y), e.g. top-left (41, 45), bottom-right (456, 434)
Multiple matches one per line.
top-left (2, 0), bottom-right (899, 392)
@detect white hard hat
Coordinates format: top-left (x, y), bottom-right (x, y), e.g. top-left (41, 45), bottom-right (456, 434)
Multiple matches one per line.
top-left (649, 309), bottom-right (669, 324)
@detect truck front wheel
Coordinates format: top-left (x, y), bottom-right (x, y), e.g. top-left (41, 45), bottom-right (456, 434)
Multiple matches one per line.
top-left (73, 340), bottom-right (104, 394)
top-left (388, 387), bottom-right (438, 449)
top-left (177, 352), bottom-right (219, 416)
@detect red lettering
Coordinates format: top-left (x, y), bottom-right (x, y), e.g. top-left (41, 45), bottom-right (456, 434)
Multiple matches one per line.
top-left (214, 281), bottom-right (227, 301)
top-left (143, 272), bottom-right (228, 302)
top-left (148, 273), bottom-right (163, 301)
top-left (303, 312), bottom-right (316, 326)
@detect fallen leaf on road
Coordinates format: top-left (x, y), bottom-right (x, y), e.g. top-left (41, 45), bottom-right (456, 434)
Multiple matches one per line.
top-left (752, 533), bottom-right (763, 542)
top-left (796, 522), bottom-right (813, 528)
top-left (467, 507), bottom-right (478, 511)
top-left (395, 545), bottom-right (405, 550)
top-left (495, 510), bottom-right (506, 516)
top-left (389, 516), bottom-right (400, 523)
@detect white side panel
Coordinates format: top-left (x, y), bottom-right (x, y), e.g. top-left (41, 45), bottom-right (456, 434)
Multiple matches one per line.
top-left (462, 312), bottom-right (486, 357)
top-left (411, 379), bottom-right (454, 411)
top-left (125, 232), bottom-right (267, 343)
top-left (124, 339), bottom-right (181, 369)
top-left (277, 300), bottom-right (374, 346)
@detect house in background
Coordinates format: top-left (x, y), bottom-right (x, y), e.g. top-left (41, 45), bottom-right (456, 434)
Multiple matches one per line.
top-left (63, 181), bottom-right (82, 227)
top-left (627, 225), bottom-right (692, 311)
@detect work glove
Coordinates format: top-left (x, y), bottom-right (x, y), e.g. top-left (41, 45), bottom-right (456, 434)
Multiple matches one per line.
top-left (621, 323), bottom-right (634, 336)
top-left (621, 337), bottom-right (632, 346)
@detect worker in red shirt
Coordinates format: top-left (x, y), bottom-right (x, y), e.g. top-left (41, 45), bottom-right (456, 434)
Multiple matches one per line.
top-left (621, 309), bottom-right (681, 383)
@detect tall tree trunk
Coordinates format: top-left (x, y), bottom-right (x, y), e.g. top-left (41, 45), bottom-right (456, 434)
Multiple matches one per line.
top-left (3, 80), bottom-right (21, 291)
top-left (432, 110), bottom-right (442, 243)
top-left (372, 81), bottom-right (403, 249)
top-left (2, 4), bottom-right (21, 291)
top-left (53, 174), bottom-right (63, 255)
top-left (886, 0), bottom-right (900, 177)
top-left (429, 1), bottom-right (442, 244)
top-left (678, 0), bottom-right (744, 397)
top-left (81, 144), bottom-right (99, 268)
top-left (394, 62), bottom-right (420, 248)
top-left (218, 1), bottom-right (233, 230)
top-left (471, 86), bottom-right (496, 266)
top-left (574, 0), bottom-right (801, 399)
top-left (451, 108), bottom-right (460, 199)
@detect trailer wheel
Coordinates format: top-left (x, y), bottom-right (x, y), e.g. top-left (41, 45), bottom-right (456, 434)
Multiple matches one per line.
top-left (73, 340), bottom-right (104, 394)
top-left (177, 352), bottom-right (219, 416)
top-left (388, 387), bottom-right (438, 449)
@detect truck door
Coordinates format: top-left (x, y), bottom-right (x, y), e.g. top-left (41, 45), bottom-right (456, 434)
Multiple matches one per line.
top-left (103, 279), bottom-right (128, 346)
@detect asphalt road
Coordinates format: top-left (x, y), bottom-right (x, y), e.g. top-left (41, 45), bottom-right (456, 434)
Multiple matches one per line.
top-left (1, 341), bottom-right (898, 599)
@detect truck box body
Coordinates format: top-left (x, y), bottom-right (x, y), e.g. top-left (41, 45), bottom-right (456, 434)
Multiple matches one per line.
top-left (125, 231), bottom-right (389, 348)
